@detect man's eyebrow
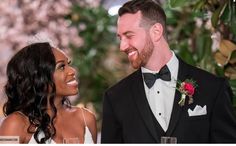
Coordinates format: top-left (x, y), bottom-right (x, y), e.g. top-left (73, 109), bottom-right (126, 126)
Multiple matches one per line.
top-left (124, 31), bottom-right (134, 35)
top-left (117, 31), bottom-right (134, 37)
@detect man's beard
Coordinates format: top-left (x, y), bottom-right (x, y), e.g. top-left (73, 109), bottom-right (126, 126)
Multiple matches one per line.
top-left (130, 36), bottom-right (154, 69)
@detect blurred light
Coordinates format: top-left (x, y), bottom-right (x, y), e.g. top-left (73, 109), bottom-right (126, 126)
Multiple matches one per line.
top-left (108, 5), bottom-right (121, 16)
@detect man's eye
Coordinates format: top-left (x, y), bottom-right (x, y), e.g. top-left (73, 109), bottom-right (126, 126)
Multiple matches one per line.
top-left (126, 35), bottom-right (133, 39)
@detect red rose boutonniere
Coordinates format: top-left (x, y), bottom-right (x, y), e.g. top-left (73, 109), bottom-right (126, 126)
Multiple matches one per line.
top-left (177, 79), bottom-right (197, 107)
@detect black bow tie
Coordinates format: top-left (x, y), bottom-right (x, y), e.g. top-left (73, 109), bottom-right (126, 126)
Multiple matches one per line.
top-left (143, 65), bottom-right (171, 88)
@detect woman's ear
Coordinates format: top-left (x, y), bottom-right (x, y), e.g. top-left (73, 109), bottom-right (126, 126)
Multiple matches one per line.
top-left (149, 23), bottom-right (163, 42)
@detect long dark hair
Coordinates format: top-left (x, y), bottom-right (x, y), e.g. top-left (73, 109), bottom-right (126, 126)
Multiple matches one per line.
top-left (3, 42), bottom-right (70, 143)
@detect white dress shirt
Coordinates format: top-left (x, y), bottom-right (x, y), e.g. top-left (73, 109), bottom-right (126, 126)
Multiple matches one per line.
top-left (141, 52), bottom-right (179, 132)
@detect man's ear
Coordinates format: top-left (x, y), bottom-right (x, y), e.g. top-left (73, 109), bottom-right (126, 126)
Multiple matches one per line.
top-left (149, 23), bottom-right (163, 42)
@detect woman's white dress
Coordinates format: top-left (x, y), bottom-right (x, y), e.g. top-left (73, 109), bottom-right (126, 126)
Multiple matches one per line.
top-left (28, 126), bottom-right (93, 144)
top-left (17, 108), bottom-right (94, 144)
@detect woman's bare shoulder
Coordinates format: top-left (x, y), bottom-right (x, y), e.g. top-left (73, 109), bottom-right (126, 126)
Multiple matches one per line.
top-left (0, 112), bottom-right (28, 135)
top-left (82, 107), bottom-right (96, 124)
top-left (72, 106), bottom-right (96, 121)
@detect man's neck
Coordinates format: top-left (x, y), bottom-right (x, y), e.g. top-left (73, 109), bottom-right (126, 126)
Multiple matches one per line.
top-left (145, 45), bottom-right (172, 71)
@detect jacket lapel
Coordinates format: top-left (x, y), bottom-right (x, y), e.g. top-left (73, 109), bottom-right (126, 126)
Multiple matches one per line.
top-left (131, 69), bottom-right (159, 142)
top-left (166, 58), bottom-right (190, 136)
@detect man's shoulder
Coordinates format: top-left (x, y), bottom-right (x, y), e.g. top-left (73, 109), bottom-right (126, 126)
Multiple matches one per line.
top-left (180, 58), bottom-right (223, 81)
top-left (106, 69), bottom-right (140, 93)
top-left (179, 60), bottom-right (229, 94)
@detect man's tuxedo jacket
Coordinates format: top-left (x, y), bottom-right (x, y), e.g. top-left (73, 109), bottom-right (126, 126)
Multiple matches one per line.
top-left (101, 58), bottom-right (236, 143)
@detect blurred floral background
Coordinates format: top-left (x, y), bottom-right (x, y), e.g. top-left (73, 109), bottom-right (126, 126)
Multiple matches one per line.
top-left (0, 0), bottom-right (236, 135)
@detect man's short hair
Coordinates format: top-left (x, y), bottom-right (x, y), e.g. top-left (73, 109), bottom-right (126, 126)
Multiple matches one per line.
top-left (118, 0), bottom-right (167, 39)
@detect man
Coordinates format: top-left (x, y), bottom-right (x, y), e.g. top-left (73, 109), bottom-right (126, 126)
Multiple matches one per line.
top-left (101, 0), bottom-right (236, 143)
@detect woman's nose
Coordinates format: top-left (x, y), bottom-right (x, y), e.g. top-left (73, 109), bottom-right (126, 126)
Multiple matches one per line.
top-left (68, 66), bottom-right (76, 76)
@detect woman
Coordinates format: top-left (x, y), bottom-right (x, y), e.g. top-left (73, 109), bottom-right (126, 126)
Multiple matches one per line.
top-left (0, 42), bottom-right (97, 143)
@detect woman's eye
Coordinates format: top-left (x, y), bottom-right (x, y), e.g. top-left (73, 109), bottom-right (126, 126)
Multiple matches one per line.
top-left (58, 64), bottom-right (65, 70)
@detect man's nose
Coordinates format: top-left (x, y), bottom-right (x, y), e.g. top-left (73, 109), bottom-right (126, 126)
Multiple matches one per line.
top-left (119, 39), bottom-right (128, 52)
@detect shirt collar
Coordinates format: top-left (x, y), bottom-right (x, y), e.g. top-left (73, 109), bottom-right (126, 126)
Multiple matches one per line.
top-left (141, 51), bottom-right (179, 78)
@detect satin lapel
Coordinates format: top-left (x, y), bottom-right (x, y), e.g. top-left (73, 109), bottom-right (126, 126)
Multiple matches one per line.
top-left (131, 69), bottom-right (159, 142)
top-left (166, 58), bottom-right (190, 136)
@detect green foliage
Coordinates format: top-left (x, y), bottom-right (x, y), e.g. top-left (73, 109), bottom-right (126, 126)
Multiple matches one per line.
top-left (169, 0), bottom-right (195, 8)
top-left (66, 5), bottom-right (119, 116)
top-left (168, 0), bottom-right (236, 107)
top-left (165, 2), bottom-right (215, 72)
top-left (211, 2), bottom-right (227, 28)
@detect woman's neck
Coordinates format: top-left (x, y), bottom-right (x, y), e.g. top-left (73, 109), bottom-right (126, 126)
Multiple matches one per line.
top-left (46, 97), bottom-right (65, 116)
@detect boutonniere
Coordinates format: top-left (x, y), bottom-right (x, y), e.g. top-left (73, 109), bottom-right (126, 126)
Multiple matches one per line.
top-left (176, 79), bottom-right (197, 107)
